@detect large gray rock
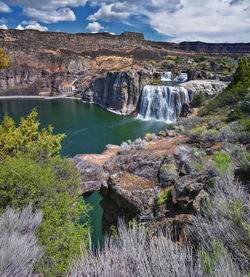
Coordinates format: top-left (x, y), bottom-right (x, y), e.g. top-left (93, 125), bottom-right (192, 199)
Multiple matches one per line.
top-left (180, 80), bottom-right (229, 99)
top-left (82, 70), bottom-right (152, 115)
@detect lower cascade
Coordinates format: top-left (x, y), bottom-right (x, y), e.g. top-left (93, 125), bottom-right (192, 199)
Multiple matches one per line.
top-left (138, 85), bottom-right (190, 122)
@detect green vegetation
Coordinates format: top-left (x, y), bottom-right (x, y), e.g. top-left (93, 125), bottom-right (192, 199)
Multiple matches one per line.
top-left (194, 55), bottom-right (207, 63)
top-left (0, 110), bottom-right (91, 276)
top-left (0, 48), bottom-right (9, 69)
top-left (199, 58), bottom-right (250, 117)
top-left (212, 151), bottom-right (232, 175)
top-left (191, 94), bottom-right (206, 107)
top-left (151, 78), bottom-right (162, 84)
top-left (201, 239), bottom-right (233, 276)
top-left (157, 187), bottom-right (172, 205)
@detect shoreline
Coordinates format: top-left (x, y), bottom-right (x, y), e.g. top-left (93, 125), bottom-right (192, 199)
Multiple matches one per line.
top-left (0, 95), bottom-right (82, 101)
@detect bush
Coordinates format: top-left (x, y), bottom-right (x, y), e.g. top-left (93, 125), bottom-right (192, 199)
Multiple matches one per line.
top-left (0, 48), bottom-right (9, 69)
top-left (190, 165), bottom-right (249, 274)
top-left (239, 90), bottom-right (250, 114)
top-left (70, 219), bottom-right (241, 277)
top-left (212, 151), bottom-right (233, 175)
top-left (133, 138), bottom-right (147, 150)
top-left (118, 141), bottom-right (132, 154)
top-left (0, 206), bottom-right (43, 277)
top-left (69, 221), bottom-right (198, 277)
top-left (0, 111), bottom-right (91, 276)
top-left (118, 138), bottom-right (147, 154)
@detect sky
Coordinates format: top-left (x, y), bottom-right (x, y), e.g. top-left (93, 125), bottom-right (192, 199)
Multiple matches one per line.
top-left (0, 0), bottom-right (249, 42)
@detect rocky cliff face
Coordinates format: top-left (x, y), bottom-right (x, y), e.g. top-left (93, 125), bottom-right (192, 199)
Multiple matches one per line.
top-left (82, 70), bottom-right (152, 115)
top-left (0, 29), bottom-right (249, 96)
top-left (180, 80), bottom-right (229, 98)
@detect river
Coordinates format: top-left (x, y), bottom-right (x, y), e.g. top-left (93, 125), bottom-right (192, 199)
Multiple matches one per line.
top-left (0, 98), bottom-right (166, 245)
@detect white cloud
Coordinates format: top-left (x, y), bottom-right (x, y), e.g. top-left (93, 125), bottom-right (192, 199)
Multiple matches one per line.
top-left (146, 0), bottom-right (250, 42)
top-left (86, 21), bottom-right (104, 33)
top-left (5, 0), bottom-right (87, 24)
top-left (0, 24), bottom-right (8, 29)
top-left (87, 4), bottom-right (130, 22)
top-left (23, 7), bottom-right (76, 23)
top-left (0, 1), bottom-right (12, 13)
top-left (24, 22), bottom-right (48, 31)
top-left (5, 0), bottom-right (87, 10)
top-left (15, 22), bottom-right (48, 31)
top-left (16, 24), bottom-right (24, 30)
top-left (88, 0), bottom-right (250, 42)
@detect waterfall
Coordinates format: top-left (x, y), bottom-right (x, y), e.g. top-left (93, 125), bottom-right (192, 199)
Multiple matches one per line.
top-left (174, 73), bottom-right (188, 83)
top-left (138, 85), bottom-right (189, 122)
top-left (161, 71), bottom-right (173, 82)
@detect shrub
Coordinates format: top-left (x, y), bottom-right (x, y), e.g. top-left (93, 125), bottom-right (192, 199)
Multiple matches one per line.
top-left (212, 151), bottom-right (233, 175)
top-left (118, 141), bottom-right (132, 154)
top-left (0, 206), bottom-right (43, 277)
top-left (175, 145), bottom-right (207, 174)
top-left (151, 78), bottom-right (162, 84)
top-left (157, 187), bottom-right (172, 205)
top-left (0, 109), bottom-right (65, 159)
top-left (190, 168), bottom-right (249, 274)
top-left (133, 138), bottom-right (147, 150)
top-left (0, 48), bottom-right (9, 69)
top-left (118, 138), bottom-right (147, 154)
top-left (191, 94), bottom-right (206, 107)
top-left (239, 90), bottom-right (250, 114)
top-left (145, 133), bottom-right (158, 141)
top-left (0, 111), bottom-right (91, 276)
top-left (70, 219), bottom-right (241, 277)
top-left (69, 221), bottom-right (198, 277)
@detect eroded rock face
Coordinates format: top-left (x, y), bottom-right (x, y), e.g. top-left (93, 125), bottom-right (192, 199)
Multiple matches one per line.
top-left (180, 80), bottom-right (229, 99)
top-left (187, 68), bottom-right (233, 82)
top-left (72, 134), bottom-right (211, 236)
top-left (82, 70), bottom-right (152, 115)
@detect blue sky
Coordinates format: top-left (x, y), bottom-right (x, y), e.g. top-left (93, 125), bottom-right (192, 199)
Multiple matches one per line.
top-left (0, 0), bottom-right (249, 42)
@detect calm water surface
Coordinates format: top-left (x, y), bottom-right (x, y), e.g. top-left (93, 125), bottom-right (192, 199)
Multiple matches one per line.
top-left (0, 98), bottom-right (166, 245)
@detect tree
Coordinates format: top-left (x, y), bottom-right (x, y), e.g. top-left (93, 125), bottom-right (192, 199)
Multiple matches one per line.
top-left (232, 58), bottom-right (249, 85)
top-left (0, 110), bottom-right (91, 276)
top-left (0, 48), bottom-right (9, 69)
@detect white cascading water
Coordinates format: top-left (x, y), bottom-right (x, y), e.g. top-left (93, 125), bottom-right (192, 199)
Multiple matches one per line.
top-left (138, 85), bottom-right (189, 122)
top-left (174, 73), bottom-right (188, 83)
top-left (161, 71), bottom-right (173, 82)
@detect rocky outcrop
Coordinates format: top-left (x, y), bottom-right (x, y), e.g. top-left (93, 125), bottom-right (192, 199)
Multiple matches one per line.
top-left (71, 144), bottom-right (120, 194)
top-left (187, 68), bottom-right (233, 82)
top-left (73, 134), bottom-right (211, 235)
top-left (180, 80), bottom-right (229, 98)
top-left (82, 70), bottom-right (152, 115)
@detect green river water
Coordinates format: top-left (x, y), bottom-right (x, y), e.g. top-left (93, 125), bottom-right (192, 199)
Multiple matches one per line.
top-left (0, 98), bottom-right (166, 245)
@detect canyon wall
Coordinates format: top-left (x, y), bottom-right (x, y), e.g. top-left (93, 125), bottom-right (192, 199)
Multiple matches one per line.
top-left (83, 70), bottom-right (152, 115)
top-left (0, 29), bottom-right (249, 112)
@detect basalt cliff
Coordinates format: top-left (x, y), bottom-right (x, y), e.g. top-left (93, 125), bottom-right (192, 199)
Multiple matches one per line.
top-left (0, 30), bottom-right (249, 90)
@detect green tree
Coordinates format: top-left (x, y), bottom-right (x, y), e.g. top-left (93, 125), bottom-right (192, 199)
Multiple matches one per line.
top-left (232, 58), bottom-right (249, 85)
top-left (0, 110), bottom-right (91, 276)
top-left (0, 48), bottom-right (9, 69)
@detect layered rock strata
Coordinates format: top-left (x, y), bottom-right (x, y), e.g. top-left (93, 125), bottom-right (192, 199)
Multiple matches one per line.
top-left (82, 70), bottom-right (152, 115)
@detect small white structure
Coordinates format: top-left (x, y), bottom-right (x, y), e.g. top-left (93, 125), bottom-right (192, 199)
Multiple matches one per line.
top-left (62, 84), bottom-right (75, 94)
top-left (62, 79), bottom-right (78, 95)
